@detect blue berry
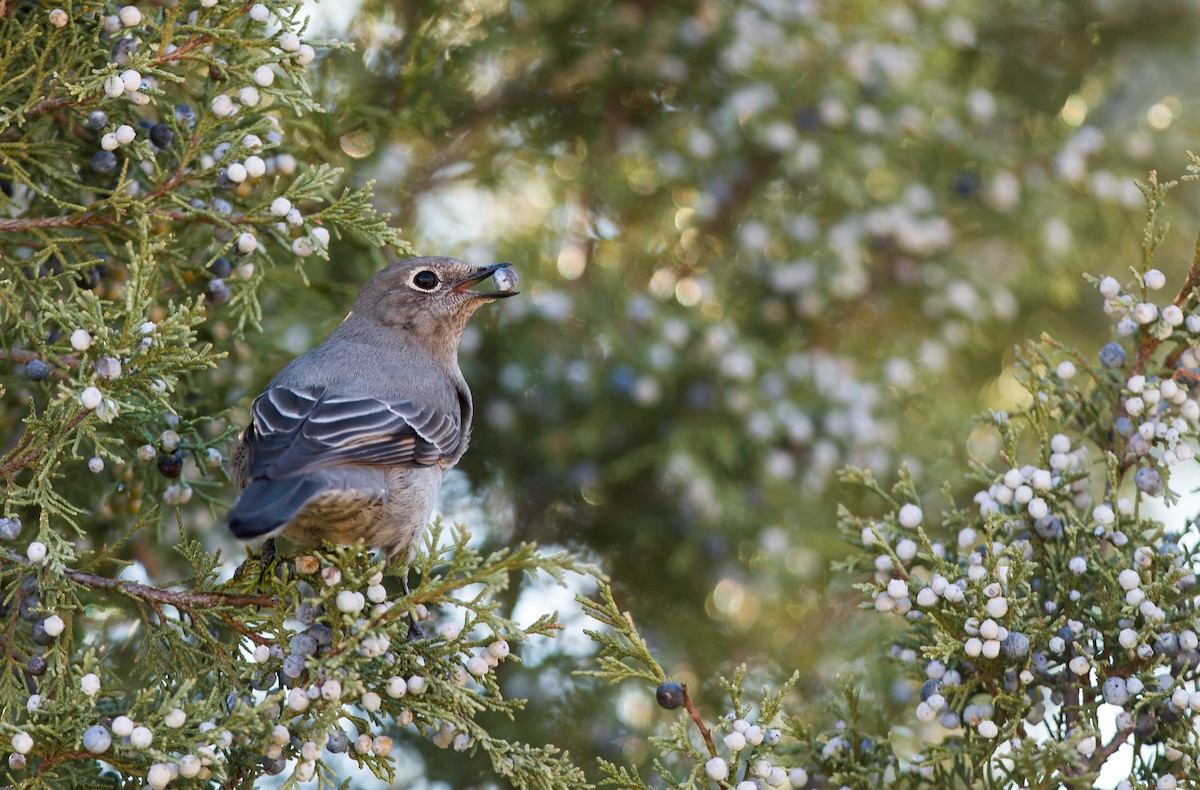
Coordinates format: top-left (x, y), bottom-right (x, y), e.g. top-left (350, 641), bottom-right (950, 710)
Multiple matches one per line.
top-left (0, 517), bottom-right (21, 540)
top-left (1033, 516), bottom-right (1062, 540)
top-left (1135, 467), bottom-right (1163, 496)
top-left (1101, 677), bottom-right (1129, 706)
top-left (1099, 342), bottom-right (1127, 369)
top-left (26, 653), bottom-right (46, 676)
top-left (174, 104), bottom-right (197, 129)
top-left (1000, 632), bottom-right (1030, 659)
top-left (1154, 632), bottom-right (1179, 656)
top-left (87, 110), bottom-right (108, 130)
top-left (206, 279), bottom-right (231, 307)
top-left (655, 681), bottom-right (686, 710)
top-left (91, 150), bottom-right (118, 174)
top-left (251, 669), bottom-right (276, 690)
top-left (149, 123), bottom-right (175, 149)
top-left (326, 729), bottom-right (349, 753)
top-left (76, 266), bottom-right (103, 290)
top-left (1115, 416), bottom-right (1135, 437)
top-left (953, 170), bottom-right (980, 197)
top-left (111, 38), bottom-right (137, 64)
top-left (281, 653), bottom-right (305, 678)
top-left (919, 679), bottom-right (942, 701)
top-left (23, 360), bottom-right (49, 381)
top-left (289, 634), bottom-right (317, 657)
top-left (31, 620), bottom-right (54, 646)
top-left (304, 623), bottom-right (332, 647)
top-left (261, 755), bottom-right (286, 775)
top-left (207, 257), bottom-right (232, 279)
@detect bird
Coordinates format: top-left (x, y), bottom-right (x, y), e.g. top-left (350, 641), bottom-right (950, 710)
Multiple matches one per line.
top-left (227, 256), bottom-right (518, 562)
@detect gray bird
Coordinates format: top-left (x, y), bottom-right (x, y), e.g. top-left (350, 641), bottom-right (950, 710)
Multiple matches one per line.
top-left (227, 256), bottom-right (517, 560)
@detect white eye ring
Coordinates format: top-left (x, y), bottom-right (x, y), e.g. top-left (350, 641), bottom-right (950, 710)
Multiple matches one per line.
top-left (410, 270), bottom-right (440, 291)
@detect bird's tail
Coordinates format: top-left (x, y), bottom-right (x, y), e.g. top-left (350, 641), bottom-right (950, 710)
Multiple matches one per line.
top-left (227, 477), bottom-right (322, 539)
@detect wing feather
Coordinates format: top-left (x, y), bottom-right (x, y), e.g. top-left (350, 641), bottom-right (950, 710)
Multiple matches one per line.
top-left (244, 385), bottom-right (460, 479)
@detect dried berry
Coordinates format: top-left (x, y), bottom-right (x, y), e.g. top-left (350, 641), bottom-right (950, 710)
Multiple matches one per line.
top-left (26, 653), bottom-right (47, 676)
top-left (157, 450), bottom-right (183, 479)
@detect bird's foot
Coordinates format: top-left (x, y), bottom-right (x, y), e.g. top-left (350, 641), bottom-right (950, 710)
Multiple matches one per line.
top-left (233, 537), bottom-right (278, 584)
top-left (399, 568), bottom-right (425, 641)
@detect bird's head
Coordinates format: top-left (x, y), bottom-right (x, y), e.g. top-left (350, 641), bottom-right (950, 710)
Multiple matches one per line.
top-left (344, 256), bottom-right (518, 356)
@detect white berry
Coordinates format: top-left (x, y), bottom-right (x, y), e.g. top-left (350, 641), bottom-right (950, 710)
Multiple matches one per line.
top-left (705, 757), bottom-right (729, 781)
top-left (146, 763), bottom-right (172, 789)
top-left (118, 5), bottom-right (142, 27)
top-left (11, 732), bottom-right (33, 754)
top-left (111, 715), bottom-right (134, 736)
top-left (898, 503), bottom-right (922, 528)
top-left (80, 672), bottom-right (101, 696)
top-left (27, 541), bottom-right (47, 562)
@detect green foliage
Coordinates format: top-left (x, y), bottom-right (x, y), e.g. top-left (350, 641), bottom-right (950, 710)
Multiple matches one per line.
top-left (837, 181), bottom-right (1200, 787)
top-left (8, 1), bottom-right (1200, 788)
top-left (0, 3), bottom-right (590, 787)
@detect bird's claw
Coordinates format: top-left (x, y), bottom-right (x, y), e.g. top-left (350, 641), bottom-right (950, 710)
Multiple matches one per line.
top-left (233, 537), bottom-right (278, 585)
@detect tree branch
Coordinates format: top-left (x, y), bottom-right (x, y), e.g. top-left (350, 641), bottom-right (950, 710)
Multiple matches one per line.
top-left (0, 348), bottom-right (79, 380)
top-left (0, 409), bottom-right (91, 479)
top-left (0, 552), bottom-right (276, 611)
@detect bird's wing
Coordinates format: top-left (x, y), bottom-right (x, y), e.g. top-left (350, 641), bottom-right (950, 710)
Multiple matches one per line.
top-left (244, 384), bottom-right (461, 478)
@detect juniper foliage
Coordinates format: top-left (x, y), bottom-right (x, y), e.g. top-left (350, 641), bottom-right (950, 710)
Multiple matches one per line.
top-left (0, 4), bottom-right (590, 788)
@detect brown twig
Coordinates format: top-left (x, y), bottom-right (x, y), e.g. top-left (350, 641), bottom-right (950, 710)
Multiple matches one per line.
top-left (62, 565), bottom-right (276, 610)
top-left (681, 683), bottom-right (717, 758)
top-left (0, 348), bottom-right (79, 381)
top-left (0, 213), bottom-right (113, 233)
top-left (1082, 724), bottom-right (1134, 776)
top-left (0, 551), bottom-right (276, 611)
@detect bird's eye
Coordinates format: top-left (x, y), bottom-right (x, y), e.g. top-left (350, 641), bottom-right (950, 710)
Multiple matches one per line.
top-left (412, 270), bottom-right (440, 291)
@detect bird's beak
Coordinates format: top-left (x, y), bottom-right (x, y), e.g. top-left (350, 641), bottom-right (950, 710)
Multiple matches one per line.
top-left (453, 263), bottom-right (519, 299)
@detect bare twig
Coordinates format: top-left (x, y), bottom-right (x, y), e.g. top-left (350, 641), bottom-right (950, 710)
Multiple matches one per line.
top-left (1083, 724), bottom-right (1134, 776)
top-left (0, 551), bottom-right (276, 611)
top-left (682, 683), bottom-right (717, 759)
top-left (0, 348), bottom-right (79, 381)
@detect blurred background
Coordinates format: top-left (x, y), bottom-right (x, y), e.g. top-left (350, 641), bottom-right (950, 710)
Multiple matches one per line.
top-left (186, 0), bottom-right (1200, 785)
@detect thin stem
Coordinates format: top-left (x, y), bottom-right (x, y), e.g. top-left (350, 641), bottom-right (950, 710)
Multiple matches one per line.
top-left (0, 348), bottom-right (79, 380)
top-left (1084, 724), bottom-right (1134, 776)
top-left (682, 683), bottom-right (717, 759)
top-left (0, 409), bottom-right (91, 478)
top-left (0, 551), bottom-right (276, 611)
